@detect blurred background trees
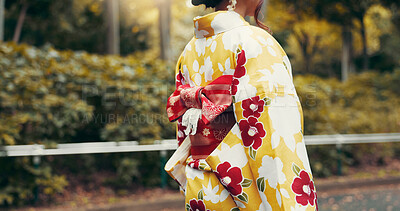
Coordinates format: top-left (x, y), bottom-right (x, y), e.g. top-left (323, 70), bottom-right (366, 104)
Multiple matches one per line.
top-left (0, 0), bottom-right (399, 206)
top-left (270, 0), bottom-right (399, 79)
top-left (3, 0), bottom-right (149, 55)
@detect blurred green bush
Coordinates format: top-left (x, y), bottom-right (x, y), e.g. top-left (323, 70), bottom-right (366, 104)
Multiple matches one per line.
top-left (296, 70), bottom-right (400, 177)
top-left (0, 42), bottom-right (399, 205)
top-left (0, 42), bottom-right (175, 206)
top-left (0, 42), bottom-right (175, 146)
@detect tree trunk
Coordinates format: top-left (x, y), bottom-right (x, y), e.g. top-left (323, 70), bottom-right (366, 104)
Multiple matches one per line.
top-left (341, 25), bottom-right (352, 81)
top-left (105, 0), bottom-right (120, 55)
top-left (158, 0), bottom-right (171, 61)
top-left (12, 2), bottom-right (29, 43)
top-left (0, 0), bottom-right (5, 42)
top-left (301, 33), bottom-right (311, 73)
top-left (360, 16), bottom-right (368, 71)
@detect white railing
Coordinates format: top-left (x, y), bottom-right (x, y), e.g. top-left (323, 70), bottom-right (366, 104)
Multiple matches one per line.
top-left (1, 133), bottom-right (399, 189)
top-left (1, 133), bottom-right (400, 157)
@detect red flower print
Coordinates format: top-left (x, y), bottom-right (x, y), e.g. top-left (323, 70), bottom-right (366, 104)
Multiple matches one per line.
top-left (234, 50), bottom-right (247, 78)
top-left (176, 71), bottom-right (185, 86)
top-left (177, 119), bottom-right (187, 145)
top-left (238, 117), bottom-right (266, 150)
top-left (188, 159), bottom-right (200, 169)
top-left (291, 170), bottom-right (317, 207)
top-left (242, 96), bottom-right (264, 118)
top-left (231, 78), bottom-right (239, 95)
top-left (188, 199), bottom-right (209, 211)
top-left (215, 162), bottom-right (243, 196)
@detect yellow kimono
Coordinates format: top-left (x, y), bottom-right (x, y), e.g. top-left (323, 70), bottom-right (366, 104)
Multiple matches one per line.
top-left (165, 11), bottom-right (318, 211)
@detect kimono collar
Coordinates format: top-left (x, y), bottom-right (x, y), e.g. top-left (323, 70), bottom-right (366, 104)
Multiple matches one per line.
top-left (193, 11), bottom-right (249, 38)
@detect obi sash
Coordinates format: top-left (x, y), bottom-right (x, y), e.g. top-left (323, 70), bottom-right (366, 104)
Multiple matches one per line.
top-left (166, 75), bottom-right (235, 159)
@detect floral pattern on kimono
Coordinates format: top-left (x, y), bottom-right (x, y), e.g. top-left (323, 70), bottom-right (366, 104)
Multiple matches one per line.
top-left (165, 11), bottom-right (318, 211)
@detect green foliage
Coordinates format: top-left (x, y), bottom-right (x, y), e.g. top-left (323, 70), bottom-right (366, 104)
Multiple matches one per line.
top-left (116, 157), bottom-right (140, 186)
top-left (0, 157), bottom-right (68, 206)
top-left (0, 42), bottom-right (175, 146)
top-left (295, 71), bottom-right (400, 176)
top-left (296, 71), bottom-right (400, 135)
top-left (0, 42), bottom-right (175, 205)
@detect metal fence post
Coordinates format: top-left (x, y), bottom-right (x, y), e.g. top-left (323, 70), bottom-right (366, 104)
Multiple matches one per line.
top-left (160, 149), bottom-right (167, 188)
top-left (336, 141), bottom-right (342, 176)
top-left (32, 144), bottom-right (43, 203)
top-left (33, 155), bottom-right (40, 203)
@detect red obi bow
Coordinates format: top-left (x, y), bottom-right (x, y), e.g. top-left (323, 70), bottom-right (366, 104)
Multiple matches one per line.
top-left (166, 75), bottom-right (233, 125)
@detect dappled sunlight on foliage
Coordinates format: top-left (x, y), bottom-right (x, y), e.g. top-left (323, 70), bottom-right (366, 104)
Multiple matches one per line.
top-left (296, 71), bottom-right (400, 135)
top-left (0, 42), bottom-right (177, 205)
top-left (0, 42), bottom-right (175, 146)
top-left (295, 71), bottom-right (400, 177)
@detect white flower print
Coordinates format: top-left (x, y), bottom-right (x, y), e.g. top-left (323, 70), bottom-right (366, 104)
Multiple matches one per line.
top-left (267, 46), bottom-right (277, 57)
top-left (199, 56), bottom-right (213, 82)
top-left (202, 128), bottom-right (210, 137)
top-left (230, 124), bottom-right (242, 139)
top-left (221, 29), bottom-right (241, 53)
top-left (194, 38), bottom-right (207, 57)
top-left (256, 36), bottom-right (268, 46)
top-left (280, 188), bottom-right (290, 199)
top-left (218, 63), bottom-right (224, 72)
top-left (217, 58), bottom-right (234, 75)
top-left (234, 75), bottom-right (257, 102)
top-left (213, 142), bottom-right (247, 169)
top-left (193, 60), bottom-right (200, 72)
top-left (223, 58), bottom-right (235, 75)
top-left (222, 27), bottom-right (263, 59)
top-left (271, 63), bottom-right (293, 90)
top-left (258, 155), bottom-right (286, 189)
top-left (234, 199), bottom-right (246, 208)
top-left (296, 142), bottom-right (312, 173)
top-left (257, 191), bottom-right (273, 211)
top-left (184, 42), bottom-right (192, 52)
top-left (185, 164), bottom-right (205, 180)
top-left (276, 189), bottom-right (282, 207)
top-left (257, 63), bottom-right (295, 94)
top-left (268, 95), bottom-right (301, 152)
top-left (266, 37), bottom-right (274, 46)
top-left (194, 73), bottom-right (202, 86)
top-left (290, 204), bottom-right (308, 211)
top-left (202, 180), bottom-right (229, 203)
top-left (210, 40), bottom-right (217, 52)
top-left (183, 65), bottom-right (194, 87)
top-left (194, 21), bottom-right (209, 38)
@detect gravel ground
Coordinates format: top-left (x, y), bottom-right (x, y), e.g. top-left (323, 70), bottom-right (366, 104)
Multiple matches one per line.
top-left (74, 179), bottom-right (400, 211)
top-left (7, 176), bottom-right (400, 211)
top-left (318, 183), bottom-right (400, 211)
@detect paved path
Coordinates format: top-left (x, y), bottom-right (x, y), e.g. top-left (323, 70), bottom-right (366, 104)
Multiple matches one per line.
top-left (110, 178), bottom-right (400, 211)
top-left (10, 177), bottom-right (400, 211)
top-left (318, 184), bottom-right (400, 211)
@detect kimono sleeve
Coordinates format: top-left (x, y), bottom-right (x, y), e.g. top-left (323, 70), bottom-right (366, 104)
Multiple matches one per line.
top-left (173, 55), bottom-right (188, 146)
top-left (230, 34), bottom-right (317, 210)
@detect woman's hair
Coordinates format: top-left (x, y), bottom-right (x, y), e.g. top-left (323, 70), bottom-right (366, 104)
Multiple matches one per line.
top-left (191, 0), bottom-right (223, 8)
top-left (191, 0), bottom-right (272, 34)
top-left (254, 0), bottom-right (272, 34)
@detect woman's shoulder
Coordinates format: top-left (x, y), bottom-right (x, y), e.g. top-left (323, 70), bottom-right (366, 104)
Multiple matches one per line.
top-left (222, 25), bottom-right (286, 58)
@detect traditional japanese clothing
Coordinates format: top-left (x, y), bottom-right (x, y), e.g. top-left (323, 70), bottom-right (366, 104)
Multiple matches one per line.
top-left (165, 11), bottom-right (318, 211)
